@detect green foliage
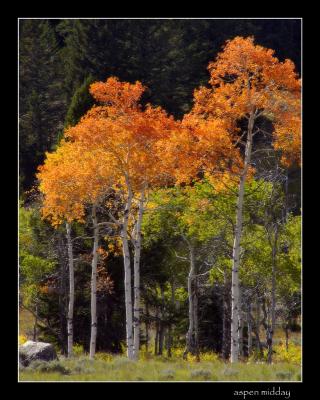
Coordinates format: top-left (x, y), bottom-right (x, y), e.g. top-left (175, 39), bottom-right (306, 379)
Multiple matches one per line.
top-left (72, 343), bottom-right (85, 357)
top-left (19, 20), bottom-right (65, 190)
top-left (64, 75), bottom-right (95, 129)
top-left (19, 204), bottom-right (56, 307)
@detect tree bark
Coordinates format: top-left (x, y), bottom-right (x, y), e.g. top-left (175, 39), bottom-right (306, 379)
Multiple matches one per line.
top-left (222, 271), bottom-right (230, 359)
top-left (89, 205), bottom-right (99, 359)
top-left (58, 249), bottom-right (67, 355)
top-left (133, 187), bottom-right (145, 360)
top-left (183, 244), bottom-right (196, 359)
top-left (154, 307), bottom-right (159, 356)
top-left (193, 274), bottom-right (200, 362)
top-left (66, 222), bottom-right (74, 357)
top-left (145, 302), bottom-right (149, 353)
top-left (267, 227), bottom-right (278, 364)
top-left (238, 292), bottom-right (243, 357)
top-left (285, 324), bottom-right (289, 351)
top-left (231, 110), bottom-right (254, 363)
top-left (121, 184), bottom-right (134, 359)
top-left (158, 285), bottom-right (165, 356)
top-left (167, 280), bottom-right (175, 358)
top-left (247, 304), bottom-right (252, 357)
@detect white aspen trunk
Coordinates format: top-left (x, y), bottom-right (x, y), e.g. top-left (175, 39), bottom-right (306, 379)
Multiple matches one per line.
top-left (193, 274), bottom-right (200, 361)
top-left (238, 291), bottom-right (243, 358)
top-left (247, 304), bottom-right (252, 357)
top-left (121, 186), bottom-right (134, 359)
top-left (66, 222), bottom-right (74, 357)
top-left (154, 307), bottom-right (159, 355)
top-left (184, 245), bottom-right (195, 359)
top-left (222, 269), bottom-right (229, 359)
top-left (271, 228), bottom-right (278, 335)
top-left (230, 110), bottom-right (254, 363)
top-left (133, 188), bottom-right (145, 360)
top-left (285, 325), bottom-right (289, 351)
top-left (89, 205), bottom-right (99, 359)
top-left (158, 286), bottom-right (165, 355)
top-left (167, 279), bottom-right (175, 358)
top-left (268, 227), bottom-right (278, 364)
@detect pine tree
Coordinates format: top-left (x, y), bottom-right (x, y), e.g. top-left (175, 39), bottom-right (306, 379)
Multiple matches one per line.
top-left (19, 20), bottom-right (65, 191)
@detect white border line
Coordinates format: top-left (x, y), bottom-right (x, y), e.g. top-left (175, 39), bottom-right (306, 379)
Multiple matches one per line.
top-left (18, 17), bottom-right (303, 384)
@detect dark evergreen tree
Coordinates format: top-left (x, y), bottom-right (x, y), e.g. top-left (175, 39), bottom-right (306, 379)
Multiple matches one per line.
top-left (19, 20), bottom-right (65, 191)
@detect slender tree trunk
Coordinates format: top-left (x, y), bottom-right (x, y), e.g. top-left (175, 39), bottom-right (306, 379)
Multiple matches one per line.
top-left (167, 280), bottom-right (175, 358)
top-left (238, 311), bottom-right (244, 358)
top-left (66, 222), bottom-right (74, 357)
top-left (89, 205), bottom-right (99, 359)
top-left (154, 307), bottom-right (159, 356)
top-left (167, 325), bottom-right (172, 358)
top-left (193, 274), bottom-right (200, 362)
top-left (247, 304), bottom-right (252, 357)
top-left (183, 245), bottom-right (195, 359)
top-left (133, 188), bottom-right (145, 360)
top-left (249, 310), bottom-right (263, 357)
top-left (285, 324), bottom-right (289, 351)
top-left (121, 184), bottom-right (134, 359)
top-left (158, 323), bottom-right (164, 355)
top-left (231, 110), bottom-right (254, 363)
top-left (222, 271), bottom-right (230, 359)
top-left (158, 285), bottom-right (165, 356)
top-left (145, 302), bottom-right (149, 353)
top-left (267, 228), bottom-right (278, 364)
top-left (58, 251), bottom-right (67, 355)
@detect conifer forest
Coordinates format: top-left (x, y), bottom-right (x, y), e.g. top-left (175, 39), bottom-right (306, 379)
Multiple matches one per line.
top-left (19, 18), bottom-right (302, 382)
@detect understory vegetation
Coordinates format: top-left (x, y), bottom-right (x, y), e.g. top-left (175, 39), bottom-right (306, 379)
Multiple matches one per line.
top-left (20, 348), bottom-right (301, 382)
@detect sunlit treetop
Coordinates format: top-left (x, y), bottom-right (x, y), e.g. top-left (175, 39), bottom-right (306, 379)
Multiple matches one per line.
top-left (89, 76), bottom-right (146, 113)
top-left (191, 36), bottom-right (301, 167)
top-left (66, 77), bottom-right (178, 192)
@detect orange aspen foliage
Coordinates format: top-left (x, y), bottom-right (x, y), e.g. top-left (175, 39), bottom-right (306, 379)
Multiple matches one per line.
top-left (66, 77), bottom-right (177, 193)
top-left (37, 140), bottom-right (116, 226)
top-left (159, 108), bottom-right (243, 185)
top-left (191, 36), bottom-right (301, 167)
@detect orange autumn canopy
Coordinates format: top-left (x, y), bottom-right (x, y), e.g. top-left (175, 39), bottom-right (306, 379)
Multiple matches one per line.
top-left (191, 36), bottom-right (301, 167)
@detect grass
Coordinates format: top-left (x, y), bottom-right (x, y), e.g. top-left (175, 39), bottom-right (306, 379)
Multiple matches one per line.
top-left (19, 319), bottom-right (301, 382)
top-left (19, 353), bottom-right (301, 382)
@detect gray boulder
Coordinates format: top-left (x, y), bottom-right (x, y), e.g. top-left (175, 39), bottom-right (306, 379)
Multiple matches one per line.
top-left (19, 341), bottom-right (58, 367)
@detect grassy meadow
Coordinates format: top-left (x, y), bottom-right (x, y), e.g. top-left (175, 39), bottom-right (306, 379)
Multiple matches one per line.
top-left (19, 354), bottom-right (301, 382)
top-left (19, 308), bottom-right (301, 382)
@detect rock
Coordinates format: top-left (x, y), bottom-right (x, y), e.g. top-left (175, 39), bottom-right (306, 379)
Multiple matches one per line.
top-left (19, 341), bottom-right (58, 367)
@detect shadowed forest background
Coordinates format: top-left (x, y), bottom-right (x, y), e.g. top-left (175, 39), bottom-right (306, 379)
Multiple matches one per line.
top-left (19, 19), bottom-right (301, 380)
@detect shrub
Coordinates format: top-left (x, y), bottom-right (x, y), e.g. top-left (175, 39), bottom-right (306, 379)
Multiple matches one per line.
top-left (199, 351), bottom-right (219, 362)
top-left (273, 343), bottom-right (301, 365)
top-left (72, 364), bottom-right (95, 374)
top-left (190, 369), bottom-right (212, 380)
top-left (113, 357), bottom-right (135, 369)
top-left (160, 369), bottom-right (176, 379)
top-left (95, 352), bottom-right (114, 362)
top-left (72, 343), bottom-right (85, 356)
top-left (28, 360), bottom-right (70, 375)
top-left (170, 347), bottom-right (184, 359)
top-left (275, 371), bottom-right (293, 380)
top-left (223, 368), bottom-right (239, 377)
